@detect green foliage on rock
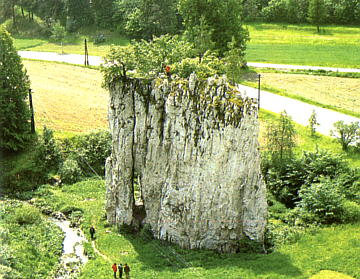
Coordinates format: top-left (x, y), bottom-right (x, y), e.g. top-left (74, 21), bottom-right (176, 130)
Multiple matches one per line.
top-left (0, 26), bottom-right (31, 151)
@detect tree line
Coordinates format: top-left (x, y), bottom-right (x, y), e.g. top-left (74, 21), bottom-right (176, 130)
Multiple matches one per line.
top-left (244, 0), bottom-right (360, 25)
top-left (1, 0), bottom-right (359, 40)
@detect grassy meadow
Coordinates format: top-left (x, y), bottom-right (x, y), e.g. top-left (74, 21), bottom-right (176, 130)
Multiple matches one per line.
top-left (245, 23), bottom-right (360, 68)
top-left (14, 23), bottom-right (360, 68)
top-left (30, 179), bottom-right (360, 279)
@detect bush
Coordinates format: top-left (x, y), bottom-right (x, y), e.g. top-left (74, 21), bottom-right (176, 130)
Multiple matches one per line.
top-left (264, 149), bottom-right (351, 208)
top-left (59, 205), bottom-right (84, 215)
top-left (35, 126), bottom-right (62, 173)
top-left (50, 21), bottom-right (66, 42)
top-left (59, 159), bottom-right (82, 184)
top-left (12, 204), bottom-right (41, 225)
top-left (341, 200), bottom-right (360, 223)
top-left (93, 33), bottom-right (106, 44)
top-left (297, 178), bottom-right (344, 224)
top-left (60, 130), bottom-right (111, 176)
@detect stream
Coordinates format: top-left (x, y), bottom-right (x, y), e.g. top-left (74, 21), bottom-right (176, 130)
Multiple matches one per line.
top-left (51, 213), bottom-right (88, 279)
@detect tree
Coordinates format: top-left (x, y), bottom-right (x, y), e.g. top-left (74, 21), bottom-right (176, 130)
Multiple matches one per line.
top-left (178, 0), bottom-right (249, 57)
top-left (0, 26), bottom-right (31, 151)
top-left (331, 121), bottom-right (360, 151)
top-left (308, 0), bottom-right (326, 33)
top-left (307, 109), bottom-right (319, 136)
top-left (265, 110), bottom-right (296, 163)
top-left (65, 0), bottom-right (94, 31)
top-left (114, 0), bottom-right (180, 40)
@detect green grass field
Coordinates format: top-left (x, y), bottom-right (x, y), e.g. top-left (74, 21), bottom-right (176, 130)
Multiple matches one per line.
top-left (30, 179), bottom-right (360, 279)
top-left (13, 23), bottom-right (360, 68)
top-left (245, 23), bottom-right (360, 68)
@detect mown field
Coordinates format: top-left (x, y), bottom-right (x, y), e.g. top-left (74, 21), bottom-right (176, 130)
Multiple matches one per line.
top-left (14, 23), bottom-right (360, 68)
top-left (22, 60), bottom-right (108, 136)
top-left (243, 72), bottom-right (360, 118)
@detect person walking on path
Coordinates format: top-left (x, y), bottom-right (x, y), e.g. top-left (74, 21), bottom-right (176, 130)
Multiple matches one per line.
top-left (90, 225), bottom-right (96, 240)
top-left (118, 263), bottom-right (123, 279)
top-left (124, 263), bottom-right (130, 279)
top-left (112, 263), bottom-right (118, 278)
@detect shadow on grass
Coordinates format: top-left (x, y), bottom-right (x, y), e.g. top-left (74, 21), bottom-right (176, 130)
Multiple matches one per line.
top-left (121, 233), bottom-right (303, 278)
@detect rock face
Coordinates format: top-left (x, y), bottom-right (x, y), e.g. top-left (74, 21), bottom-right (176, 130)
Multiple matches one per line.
top-left (106, 74), bottom-right (267, 253)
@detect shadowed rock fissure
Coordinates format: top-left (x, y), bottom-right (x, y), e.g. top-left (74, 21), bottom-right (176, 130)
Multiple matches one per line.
top-left (106, 74), bottom-right (267, 253)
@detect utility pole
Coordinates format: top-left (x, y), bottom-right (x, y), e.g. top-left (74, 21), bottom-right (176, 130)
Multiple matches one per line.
top-left (258, 74), bottom-right (261, 111)
top-left (28, 89), bottom-right (35, 133)
top-left (84, 39), bottom-right (89, 66)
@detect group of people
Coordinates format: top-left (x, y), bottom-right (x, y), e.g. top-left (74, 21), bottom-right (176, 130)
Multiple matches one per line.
top-left (89, 226), bottom-right (132, 278)
top-left (112, 263), bottom-right (131, 279)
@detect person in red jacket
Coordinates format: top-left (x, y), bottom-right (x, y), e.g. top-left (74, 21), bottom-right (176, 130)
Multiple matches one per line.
top-left (112, 263), bottom-right (118, 278)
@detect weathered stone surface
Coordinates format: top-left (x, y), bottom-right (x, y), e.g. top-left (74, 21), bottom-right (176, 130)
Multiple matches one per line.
top-left (106, 74), bottom-right (267, 253)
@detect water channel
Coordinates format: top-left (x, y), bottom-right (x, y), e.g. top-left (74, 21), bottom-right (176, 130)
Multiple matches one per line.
top-left (51, 215), bottom-right (88, 279)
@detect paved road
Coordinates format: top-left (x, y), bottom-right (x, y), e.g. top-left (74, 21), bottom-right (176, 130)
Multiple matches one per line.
top-left (18, 50), bottom-right (102, 66)
top-left (19, 50), bottom-right (360, 73)
top-left (247, 62), bottom-right (360, 73)
top-left (237, 84), bottom-right (359, 136)
top-left (19, 50), bottom-right (360, 136)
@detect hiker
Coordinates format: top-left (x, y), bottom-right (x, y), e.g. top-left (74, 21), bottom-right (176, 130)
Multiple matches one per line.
top-left (112, 263), bottom-right (118, 278)
top-left (118, 263), bottom-right (123, 279)
top-left (124, 263), bottom-right (130, 279)
top-left (90, 225), bottom-right (95, 240)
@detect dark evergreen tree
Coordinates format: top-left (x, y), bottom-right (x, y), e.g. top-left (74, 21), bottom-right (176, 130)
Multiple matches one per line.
top-left (0, 26), bottom-right (31, 151)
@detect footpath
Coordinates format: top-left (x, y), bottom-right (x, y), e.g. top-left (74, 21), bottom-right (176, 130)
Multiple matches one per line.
top-left (18, 51), bottom-right (360, 137)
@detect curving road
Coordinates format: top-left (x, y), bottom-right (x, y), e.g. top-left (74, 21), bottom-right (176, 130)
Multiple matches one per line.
top-left (19, 50), bottom-right (360, 136)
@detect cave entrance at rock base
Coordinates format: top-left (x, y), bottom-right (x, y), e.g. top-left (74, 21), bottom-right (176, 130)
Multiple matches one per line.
top-left (132, 174), bottom-right (146, 228)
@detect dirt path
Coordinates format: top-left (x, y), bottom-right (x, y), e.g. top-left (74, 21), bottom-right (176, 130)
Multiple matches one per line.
top-left (91, 240), bottom-right (112, 263)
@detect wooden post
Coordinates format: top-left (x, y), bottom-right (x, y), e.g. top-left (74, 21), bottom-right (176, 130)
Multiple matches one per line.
top-left (28, 89), bottom-right (35, 133)
top-left (84, 39), bottom-right (89, 66)
top-left (258, 74), bottom-right (261, 111)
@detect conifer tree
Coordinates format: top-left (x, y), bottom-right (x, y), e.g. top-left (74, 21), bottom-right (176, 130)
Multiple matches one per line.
top-left (0, 26), bottom-right (31, 151)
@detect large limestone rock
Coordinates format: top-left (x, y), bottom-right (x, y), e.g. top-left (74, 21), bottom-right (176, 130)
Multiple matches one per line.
top-left (106, 74), bottom-right (267, 253)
